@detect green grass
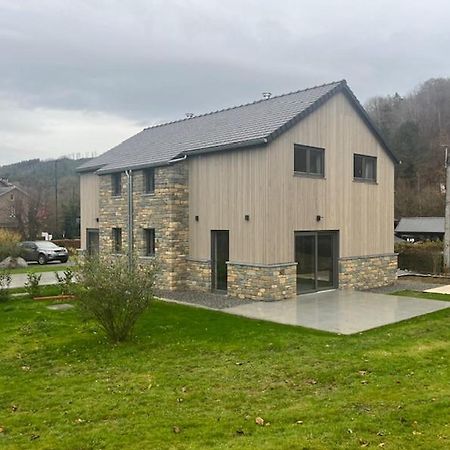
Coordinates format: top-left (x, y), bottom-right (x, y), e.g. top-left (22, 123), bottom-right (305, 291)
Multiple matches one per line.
top-left (0, 298), bottom-right (449, 449)
top-left (8, 285), bottom-right (63, 297)
top-left (6, 263), bottom-right (72, 275)
top-left (391, 290), bottom-right (450, 302)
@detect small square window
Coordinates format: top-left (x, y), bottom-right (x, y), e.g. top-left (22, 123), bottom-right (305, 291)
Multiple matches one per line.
top-left (112, 173), bottom-right (121, 196)
top-left (112, 227), bottom-right (122, 253)
top-left (144, 228), bottom-right (155, 256)
top-left (144, 168), bottom-right (155, 194)
top-left (294, 145), bottom-right (324, 176)
top-left (354, 154), bottom-right (377, 181)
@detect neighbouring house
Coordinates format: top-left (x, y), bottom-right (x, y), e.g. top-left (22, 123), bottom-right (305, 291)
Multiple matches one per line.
top-left (0, 178), bottom-right (28, 235)
top-left (78, 80), bottom-right (398, 300)
top-left (395, 217), bottom-right (444, 242)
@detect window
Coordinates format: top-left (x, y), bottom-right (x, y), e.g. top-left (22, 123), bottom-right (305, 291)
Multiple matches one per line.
top-left (112, 173), bottom-right (121, 196)
top-left (294, 145), bottom-right (324, 176)
top-left (112, 227), bottom-right (122, 253)
top-left (354, 154), bottom-right (377, 181)
top-left (9, 205), bottom-right (16, 218)
top-left (143, 168), bottom-right (155, 194)
top-left (144, 228), bottom-right (155, 256)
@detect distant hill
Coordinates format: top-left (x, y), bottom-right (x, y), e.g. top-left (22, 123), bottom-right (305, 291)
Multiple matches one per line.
top-left (0, 157), bottom-right (90, 185)
top-left (366, 77), bottom-right (450, 218)
top-left (0, 157), bottom-right (91, 239)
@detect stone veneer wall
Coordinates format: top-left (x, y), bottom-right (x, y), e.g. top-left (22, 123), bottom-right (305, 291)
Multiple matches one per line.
top-left (227, 262), bottom-right (297, 301)
top-left (185, 259), bottom-right (211, 291)
top-left (339, 253), bottom-right (397, 290)
top-left (98, 162), bottom-right (189, 290)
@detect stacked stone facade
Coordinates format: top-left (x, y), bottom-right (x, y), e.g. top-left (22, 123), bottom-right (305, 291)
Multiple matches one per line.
top-left (99, 162), bottom-right (189, 290)
top-left (227, 262), bottom-right (297, 301)
top-left (185, 258), bottom-right (211, 291)
top-left (339, 254), bottom-right (397, 290)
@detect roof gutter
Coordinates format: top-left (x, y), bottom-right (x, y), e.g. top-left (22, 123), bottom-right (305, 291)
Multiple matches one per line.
top-left (181, 137), bottom-right (268, 158)
top-left (169, 154), bottom-right (187, 164)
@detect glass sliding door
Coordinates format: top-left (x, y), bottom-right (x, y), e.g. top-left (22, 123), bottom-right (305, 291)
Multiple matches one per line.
top-left (317, 234), bottom-right (335, 290)
top-left (295, 231), bottom-right (338, 293)
top-left (295, 234), bottom-right (316, 292)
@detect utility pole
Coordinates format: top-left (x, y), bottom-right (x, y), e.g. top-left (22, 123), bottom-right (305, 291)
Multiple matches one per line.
top-left (443, 145), bottom-right (450, 272)
top-left (54, 159), bottom-right (58, 239)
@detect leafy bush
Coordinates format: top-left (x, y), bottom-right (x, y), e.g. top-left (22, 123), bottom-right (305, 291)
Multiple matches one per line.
top-left (0, 229), bottom-right (22, 261)
top-left (76, 255), bottom-right (157, 343)
top-left (24, 272), bottom-right (42, 298)
top-left (0, 269), bottom-right (11, 301)
top-left (52, 239), bottom-right (80, 249)
top-left (55, 268), bottom-right (75, 295)
top-left (52, 239), bottom-right (80, 256)
top-left (395, 240), bottom-right (443, 274)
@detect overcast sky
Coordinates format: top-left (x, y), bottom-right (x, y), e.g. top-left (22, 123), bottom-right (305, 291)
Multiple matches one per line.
top-left (1, 0), bottom-right (450, 166)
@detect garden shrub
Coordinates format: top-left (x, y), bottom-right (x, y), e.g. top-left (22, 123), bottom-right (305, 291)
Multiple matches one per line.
top-left (0, 269), bottom-right (11, 301)
top-left (0, 230), bottom-right (22, 261)
top-left (55, 268), bottom-right (75, 295)
top-left (395, 240), bottom-right (443, 274)
top-left (24, 272), bottom-right (42, 298)
top-left (76, 255), bottom-right (157, 343)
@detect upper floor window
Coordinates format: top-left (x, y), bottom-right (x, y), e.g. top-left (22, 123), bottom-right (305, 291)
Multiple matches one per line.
top-left (294, 144), bottom-right (324, 176)
top-left (354, 154), bottom-right (377, 182)
top-left (112, 227), bottom-right (122, 253)
top-left (112, 173), bottom-right (121, 196)
top-left (144, 168), bottom-right (155, 194)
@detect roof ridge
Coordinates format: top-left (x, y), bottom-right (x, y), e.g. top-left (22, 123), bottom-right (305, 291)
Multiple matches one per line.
top-left (142, 79), bottom-right (346, 132)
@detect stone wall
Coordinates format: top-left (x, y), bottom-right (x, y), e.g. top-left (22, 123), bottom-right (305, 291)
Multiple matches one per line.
top-left (339, 253), bottom-right (397, 290)
top-left (227, 262), bottom-right (297, 301)
top-left (185, 258), bottom-right (211, 291)
top-left (98, 162), bottom-right (189, 290)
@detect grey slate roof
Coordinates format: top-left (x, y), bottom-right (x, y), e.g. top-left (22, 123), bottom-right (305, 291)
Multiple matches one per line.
top-left (78, 80), bottom-right (397, 174)
top-left (395, 217), bottom-right (445, 234)
top-left (0, 186), bottom-right (13, 197)
top-left (0, 179), bottom-right (14, 197)
top-left (0, 179), bottom-right (28, 197)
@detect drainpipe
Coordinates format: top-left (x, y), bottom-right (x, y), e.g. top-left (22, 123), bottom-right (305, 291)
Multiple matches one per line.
top-left (125, 170), bottom-right (133, 268)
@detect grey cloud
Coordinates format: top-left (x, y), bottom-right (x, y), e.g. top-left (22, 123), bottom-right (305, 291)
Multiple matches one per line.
top-left (1, 0), bottom-right (450, 164)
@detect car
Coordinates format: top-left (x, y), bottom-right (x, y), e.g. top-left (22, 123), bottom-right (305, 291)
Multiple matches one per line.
top-left (20, 241), bottom-right (69, 265)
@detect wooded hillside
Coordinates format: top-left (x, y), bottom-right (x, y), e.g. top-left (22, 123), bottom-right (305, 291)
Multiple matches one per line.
top-left (366, 78), bottom-right (450, 218)
top-left (0, 157), bottom-right (90, 239)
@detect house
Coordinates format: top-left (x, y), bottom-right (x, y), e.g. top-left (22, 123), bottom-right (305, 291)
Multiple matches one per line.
top-left (78, 80), bottom-right (398, 300)
top-left (0, 179), bottom-right (28, 234)
top-left (395, 217), bottom-right (444, 242)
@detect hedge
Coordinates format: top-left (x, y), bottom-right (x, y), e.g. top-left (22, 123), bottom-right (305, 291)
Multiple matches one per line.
top-left (395, 241), bottom-right (443, 274)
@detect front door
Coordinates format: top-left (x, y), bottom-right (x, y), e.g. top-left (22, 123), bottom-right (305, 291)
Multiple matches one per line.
top-left (295, 231), bottom-right (338, 293)
top-left (211, 230), bottom-right (229, 291)
top-left (87, 229), bottom-right (99, 256)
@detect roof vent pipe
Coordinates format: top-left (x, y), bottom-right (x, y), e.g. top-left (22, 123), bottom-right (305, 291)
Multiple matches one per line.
top-left (185, 113), bottom-right (194, 118)
top-left (262, 92), bottom-right (272, 99)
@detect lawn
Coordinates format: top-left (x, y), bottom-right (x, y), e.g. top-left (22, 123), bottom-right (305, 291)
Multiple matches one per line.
top-left (391, 289), bottom-right (450, 302)
top-left (0, 296), bottom-right (449, 449)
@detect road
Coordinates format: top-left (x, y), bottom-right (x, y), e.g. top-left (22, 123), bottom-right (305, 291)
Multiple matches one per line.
top-left (9, 270), bottom-right (66, 289)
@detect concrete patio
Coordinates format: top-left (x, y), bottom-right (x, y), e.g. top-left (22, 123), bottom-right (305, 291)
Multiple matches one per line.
top-left (222, 290), bottom-right (450, 334)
